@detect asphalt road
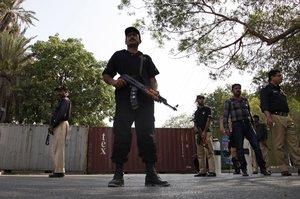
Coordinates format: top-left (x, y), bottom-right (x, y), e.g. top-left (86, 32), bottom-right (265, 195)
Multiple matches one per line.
top-left (0, 173), bottom-right (300, 199)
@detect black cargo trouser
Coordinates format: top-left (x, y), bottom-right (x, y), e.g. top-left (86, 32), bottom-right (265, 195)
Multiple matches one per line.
top-left (111, 102), bottom-right (157, 164)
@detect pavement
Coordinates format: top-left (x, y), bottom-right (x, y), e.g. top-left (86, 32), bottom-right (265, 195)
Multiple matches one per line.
top-left (0, 172), bottom-right (300, 199)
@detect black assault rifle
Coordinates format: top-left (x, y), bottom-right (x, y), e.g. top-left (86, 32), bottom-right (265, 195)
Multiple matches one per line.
top-left (121, 74), bottom-right (178, 111)
top-left (45, 128), bottom-right (51, 145)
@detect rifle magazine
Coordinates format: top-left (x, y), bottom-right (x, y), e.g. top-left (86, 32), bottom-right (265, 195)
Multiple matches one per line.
top-left (130, 86), bottom-right (139, 110)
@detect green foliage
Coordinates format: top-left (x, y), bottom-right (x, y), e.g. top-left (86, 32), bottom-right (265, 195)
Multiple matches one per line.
top-left (0, 31), bottom-right (32, 77)
top-left (118, 0), bottom-right (300, 79)
top-left (21, 35), bottom-right (115, 126)
top-left (287, 98), bottom-right (300, 136)
top-left (0, 0), bottom-right (37, 32)
top-left (248, 96), bottom-right (261, 116)
top-left (162, 81), bottom-right (300, 137)
top-left (162, 113), bottom-right (193, 128)
top-left (0, 31), bottom-right (33, 122)
top-left (0, 0), bottom-right (37, 122)
top-left (0, 1), bottom-right (114, 126)
top-left (120, 1), bottom-right (300, 125)
top-left (197, 85), bottom-right (252, 138)
top-left (253, 34), bottom-right (300, 99)
top-left (203, 87), bottom-right (231, 138)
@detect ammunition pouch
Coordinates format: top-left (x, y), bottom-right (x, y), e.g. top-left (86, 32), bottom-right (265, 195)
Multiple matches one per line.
top-left (130, 86), bottom-right (139, 110)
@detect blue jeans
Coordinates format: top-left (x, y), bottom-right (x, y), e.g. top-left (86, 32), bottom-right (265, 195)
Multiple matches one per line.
top-left (232, 120), bottom-right (266, 171)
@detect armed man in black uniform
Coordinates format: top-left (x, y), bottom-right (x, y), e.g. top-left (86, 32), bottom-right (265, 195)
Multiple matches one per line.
top-left (102, 27), bottom-right (169, 187)
top-left (193, 95), bottom-right (216, 177)
top-left (48, 85), bottom-right (71, 178)
top-left (260, 69), bottom-right (300, 176)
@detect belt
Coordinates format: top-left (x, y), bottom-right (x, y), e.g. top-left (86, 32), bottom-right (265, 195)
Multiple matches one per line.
top-left (271, 112), bottom-right (288, 117)
top-left (232, 119), bottom-right (250, 123)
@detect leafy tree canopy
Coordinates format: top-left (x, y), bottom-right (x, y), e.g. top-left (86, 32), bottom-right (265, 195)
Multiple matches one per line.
top-left (21, 34), bottom-right (115, 126)
top-left (0, 31), bottom-right (33, 122)
top-left (119, 0), bottom-right (300, 80)
top-left (0, 0), bottom-right (37, 33)
top-left (162, 113), bottom-right (193, 128)
top-left (253, 33), bottom-right (300, 99)
top-left (0, 0), bottom-right (37, 122)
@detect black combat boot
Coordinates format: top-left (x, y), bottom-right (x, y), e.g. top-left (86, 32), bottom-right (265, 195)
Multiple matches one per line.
top-left (232, 157), bottom-right (241, 174)
top-left (260, 167), bottom-right (271, 176)
top-left (108, 163), bottom-right (124, 187)
top-left (145, 163), bottom-right (170, 187)
top-left (241, 169), bottom-right (249, 176)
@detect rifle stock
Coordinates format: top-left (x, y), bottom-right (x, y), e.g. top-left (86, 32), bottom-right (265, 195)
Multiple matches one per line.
top-left (121, 74), bottom-right (178, 111)
top-left (45, 127), bottom-right (53, 146)
top-left (45, 132), bottom-right (50, 145)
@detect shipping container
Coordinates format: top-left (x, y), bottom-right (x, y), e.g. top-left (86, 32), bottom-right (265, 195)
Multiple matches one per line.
top-left (87, 127), bottom-right (197, 174)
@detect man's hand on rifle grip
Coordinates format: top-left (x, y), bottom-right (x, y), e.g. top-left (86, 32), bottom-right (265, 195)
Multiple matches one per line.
top-left (48, 126), bottom-right (54, 135)
top-left (112, 79), bottom-right (127, 88)
top-left (148, 88), bottom-right (160, 101)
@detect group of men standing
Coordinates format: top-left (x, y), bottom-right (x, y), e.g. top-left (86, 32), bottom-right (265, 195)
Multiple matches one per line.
top-left (47, 26), bottom-right (170, 187)
top-left (193, 69), bottom-right (300, 177)
top-left (46, 27), bottom-right (300, 188)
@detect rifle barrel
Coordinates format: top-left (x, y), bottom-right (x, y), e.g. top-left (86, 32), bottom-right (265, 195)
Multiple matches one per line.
top-left (121, 74), bottom-right (178, 111)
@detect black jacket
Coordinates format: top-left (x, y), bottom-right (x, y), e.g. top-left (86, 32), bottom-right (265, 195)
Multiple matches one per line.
top-left (50, 96), bottom-right (71, 128)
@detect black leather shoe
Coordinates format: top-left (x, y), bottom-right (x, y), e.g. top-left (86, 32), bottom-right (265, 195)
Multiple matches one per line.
top-left (261, 170), bottom-right (271, 176)
top-left (281, 171), bottom-right (292, 176)
top-left (252, 171), bottom-right (258, 174)
top-left (49, 173), bottom-right (64, 178)
top-left (242, 169), bottom-right (249, 176)
top-left (194, 172), bottom-right (207, 177)
top-left (207, 172), bottom-right (216, 177)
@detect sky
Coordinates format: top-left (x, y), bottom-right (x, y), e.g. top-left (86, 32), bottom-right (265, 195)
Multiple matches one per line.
top-left (22, 0), bottom-right (254, 127)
